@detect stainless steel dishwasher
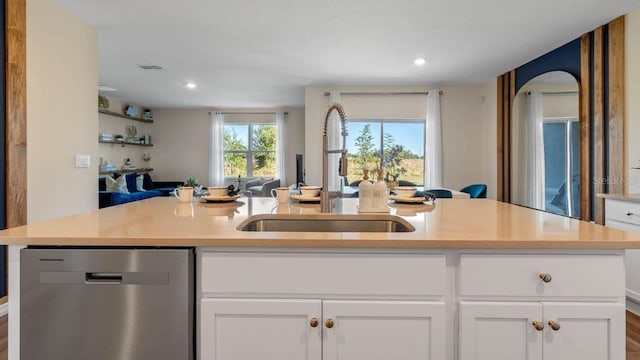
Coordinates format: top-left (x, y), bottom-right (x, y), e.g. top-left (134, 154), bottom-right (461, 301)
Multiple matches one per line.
top-left (21, 247), bottom-right (194, 360)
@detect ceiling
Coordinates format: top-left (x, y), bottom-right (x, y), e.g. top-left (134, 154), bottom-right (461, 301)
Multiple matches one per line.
top-left (53, 0), bottom-right (639, 109)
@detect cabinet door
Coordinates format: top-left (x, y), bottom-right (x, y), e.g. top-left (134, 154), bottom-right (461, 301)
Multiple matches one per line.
top-left (459, 301), bottom-right (543, 360)
top-left (542, 302), bottom-right (624, 360)
top-left (605, 219), bottom-right (640, 302)
top-left (322, 300), bottom-right (445, 360)
top-left (200, 298), bottom-right (322, 360)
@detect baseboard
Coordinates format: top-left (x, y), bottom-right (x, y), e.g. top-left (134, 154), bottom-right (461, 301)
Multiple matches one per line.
top-left (0, 302), bottom-right (8, 317)
top-left (627, 297), bottom-right (640, 316)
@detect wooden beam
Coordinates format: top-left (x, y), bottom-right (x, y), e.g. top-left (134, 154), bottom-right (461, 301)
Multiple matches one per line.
top-left (580, 33), bottom-right (592, 222)
top-left (593, 27), bottom-right (605, 225)
top-left (608, 17), bottom-right (625, 194)
top-left (6, 0), bottom-right (27, 228)
top-left (497, 74), bottom-right (505, 202)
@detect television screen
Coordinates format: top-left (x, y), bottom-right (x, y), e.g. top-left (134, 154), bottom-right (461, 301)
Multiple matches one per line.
top-left (296, 154), bottom-right (304, 187)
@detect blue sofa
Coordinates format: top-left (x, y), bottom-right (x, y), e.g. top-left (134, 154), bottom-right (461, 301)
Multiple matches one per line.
top-left (99, 173), bottom-right (182, 208)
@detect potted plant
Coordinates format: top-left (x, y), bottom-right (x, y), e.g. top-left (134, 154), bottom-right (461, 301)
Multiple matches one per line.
top-left (182, 177), bottom-right (202, 196)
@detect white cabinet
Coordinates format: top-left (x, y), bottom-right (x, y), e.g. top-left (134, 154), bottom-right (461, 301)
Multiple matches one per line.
top-left (199, 249), bottom-right (624, 360)
top-left (542, 302), bottom-right (624, 360)
top-left (199, 250), bottom-right (447, 360)
top-left (460, 301), bottom-right (623, 360)
top-left (460, 302), bottom-right (543, 360)
top-left (323, 300), bottom-right (445, 360)
top-left (200, 298), bottom-right (322, 360)
top-left (604, 198), bottom-right (640, 303)
top-left (200, 298), bottom-right (444, 360)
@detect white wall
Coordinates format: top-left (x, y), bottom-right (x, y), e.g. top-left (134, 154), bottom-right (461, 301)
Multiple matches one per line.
top-left (482, 80), bottom-right (498, 200)
top-left (626, 8), bottom-right (640, 193)
top-left (152, 107), bottom-right (305, 187)
top-left (26, 0), bottom-right (98, 223)
top-left (305, 85), bottom-right (490, 194)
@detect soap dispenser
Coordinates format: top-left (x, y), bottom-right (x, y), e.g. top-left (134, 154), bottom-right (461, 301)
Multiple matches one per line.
top-left (372, 169), bottom-right (389, 210)
top-left (358, 169), bottom-right (374, 212)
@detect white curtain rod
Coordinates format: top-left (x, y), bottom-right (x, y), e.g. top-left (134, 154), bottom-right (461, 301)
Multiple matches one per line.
top-left (323, 91), bottom-right (443, 96)
top-left (207, 111), bottom-right (288, 115)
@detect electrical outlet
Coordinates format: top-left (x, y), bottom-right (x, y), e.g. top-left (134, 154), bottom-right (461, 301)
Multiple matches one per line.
top-left (75, 155), bottom-right (90, 168)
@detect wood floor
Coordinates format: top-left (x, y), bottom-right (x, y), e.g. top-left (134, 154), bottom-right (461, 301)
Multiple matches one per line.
top-left (629, 311), bottom-right (640, 360)
top-left (0, 315), bottom-right (6, 360)
top-left (0, 312), bottom-right (638, 359)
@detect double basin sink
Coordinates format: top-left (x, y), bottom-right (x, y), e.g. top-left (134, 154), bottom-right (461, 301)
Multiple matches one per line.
top-left (237, 214), bottom-right (415, 233)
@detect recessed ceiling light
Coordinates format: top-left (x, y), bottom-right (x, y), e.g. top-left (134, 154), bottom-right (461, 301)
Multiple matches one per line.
top-left (186, 82), bottom-right (197, 89)
top-left (414, 58), bottom-right (426, 66)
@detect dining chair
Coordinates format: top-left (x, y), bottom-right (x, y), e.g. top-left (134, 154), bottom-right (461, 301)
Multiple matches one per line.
top-left (424, 189), bottom-right (453, 198)
top-left (459, 184), bottom-right (487, 198)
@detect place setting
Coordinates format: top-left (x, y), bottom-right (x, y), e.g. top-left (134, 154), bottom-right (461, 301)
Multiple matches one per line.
top-left (289, 186), bottom-right (321, 203)
top-left (388, 186), bottom-right (436, 205)
top-left (200, 186), bottom-right (242, 203)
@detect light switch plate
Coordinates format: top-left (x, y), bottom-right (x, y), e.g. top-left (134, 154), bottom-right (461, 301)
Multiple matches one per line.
top-left (75, 155), bottom-right (90, 168)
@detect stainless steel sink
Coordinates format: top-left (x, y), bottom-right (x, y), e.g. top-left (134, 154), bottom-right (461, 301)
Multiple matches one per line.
top-left (237, 214), bottom-right (415, 233)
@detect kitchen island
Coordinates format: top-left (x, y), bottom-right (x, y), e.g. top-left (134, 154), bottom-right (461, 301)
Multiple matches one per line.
top-left (2, 196), bottom-right (640, 360)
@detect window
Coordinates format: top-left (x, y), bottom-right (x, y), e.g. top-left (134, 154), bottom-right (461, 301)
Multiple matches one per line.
top-left (543, 117), bottom-right (580, 218)
top-left (223, 124), bottom-right (276, 177)
top-left (345, 120), bottom-right (425, 186)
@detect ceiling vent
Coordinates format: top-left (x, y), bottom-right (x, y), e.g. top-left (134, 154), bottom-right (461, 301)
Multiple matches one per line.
top-left (138, 65), bottom-right (164, 70)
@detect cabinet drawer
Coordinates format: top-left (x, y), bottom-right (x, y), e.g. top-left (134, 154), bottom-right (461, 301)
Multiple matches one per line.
top-left (459, 254), bottom-right (624, 298)
top-left (605, 199), bottom-right (640, 227)
top-left (201, 251), bottom-right (445, 297)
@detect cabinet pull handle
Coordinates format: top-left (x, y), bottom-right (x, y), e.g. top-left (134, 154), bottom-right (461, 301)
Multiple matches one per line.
top-left (325, 318), bottom-right (334, 328)
top-left (532, 321), bottom-right (544, 331)
top-left (310, 317), bottom-right (319, 328)
top-left (539, 273), bottom-right (552, 283)
top-left (548, 320), bottom-right (561, 331)
top-left (627, 212), bottom-right (634, 216)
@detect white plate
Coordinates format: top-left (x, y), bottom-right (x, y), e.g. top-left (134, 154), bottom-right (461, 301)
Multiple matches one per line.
top-left (291, 194), bottom-right (321, 202)
top-left (389, 195), bottom-right (426, 204)
top-left (201, 194), bottom-right (241, 203)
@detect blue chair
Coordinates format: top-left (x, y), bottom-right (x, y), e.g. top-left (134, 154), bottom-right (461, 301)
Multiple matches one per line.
top-left (424, 189), bottom-right (453, 199)
top-left (459, 184), bottom-right (487, 199)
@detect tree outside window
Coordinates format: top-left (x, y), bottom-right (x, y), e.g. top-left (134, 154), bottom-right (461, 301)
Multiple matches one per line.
top-left (223, 124), bottom-right (276, 177)
top-left (345, 120), bottom-right (424, 186)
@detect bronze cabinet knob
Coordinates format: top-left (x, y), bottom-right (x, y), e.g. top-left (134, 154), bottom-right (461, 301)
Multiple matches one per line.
top-left (539, 273), bottom-right (552, 283)
top-left (325, 318), bottom-right (334, 328)
top-left (310, 317), bottom-right (319, 328)
top-left (548, 320), bottom-right (561, 331)
top-left (532, 321), bottom-right (545, 331)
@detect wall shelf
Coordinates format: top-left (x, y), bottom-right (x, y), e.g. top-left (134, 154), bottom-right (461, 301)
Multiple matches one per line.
top-left (99, 108), bottom-right (153, 123)
top-left (99, 168), bottom-right (154, 175)
top-left (99, 140), bottom-right (153, 147)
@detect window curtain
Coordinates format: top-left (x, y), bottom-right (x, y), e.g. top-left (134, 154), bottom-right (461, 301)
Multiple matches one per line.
top-left (523, 91), bottom-right (546, 209)
top-left (328, 91), bottom-right (342, 192)
top-left (275, 111), bottom-right (286, 184)
top-left (424, 90), bottom-right (443, 188)
top-left (209, 112), bottom-right (225, 186)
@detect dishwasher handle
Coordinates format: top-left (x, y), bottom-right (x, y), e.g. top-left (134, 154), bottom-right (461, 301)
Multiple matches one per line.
top-left (85, 272), bottom-right (123, 284)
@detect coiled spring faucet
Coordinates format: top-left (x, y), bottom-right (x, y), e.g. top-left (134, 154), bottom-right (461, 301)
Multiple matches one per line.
top-left (321, 103), bottom-right (348, 213)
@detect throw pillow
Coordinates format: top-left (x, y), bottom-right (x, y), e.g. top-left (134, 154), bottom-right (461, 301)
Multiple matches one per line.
top-left (105, 175), bottom-right (129, 194)
top-left (136, 175), bottom-right (146, 192)
top-left (125, 172), bottom-right (138, 193)
top-left (142, 173), bottom-right (154, 190)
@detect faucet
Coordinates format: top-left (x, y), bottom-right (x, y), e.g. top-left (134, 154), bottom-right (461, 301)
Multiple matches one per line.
top-left (321, 103), bottom-right (348, 213)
